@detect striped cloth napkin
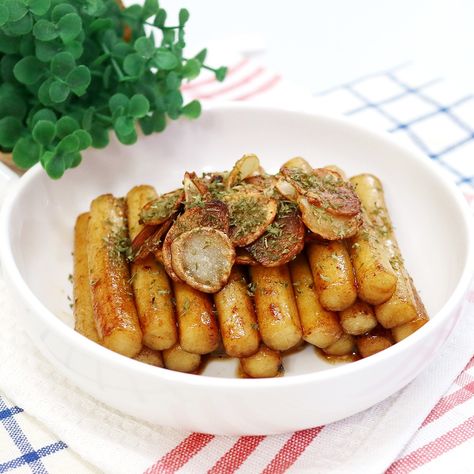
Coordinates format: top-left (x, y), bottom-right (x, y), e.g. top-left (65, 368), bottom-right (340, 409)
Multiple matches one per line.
top-left (1, 61), bottom-right (474, 474)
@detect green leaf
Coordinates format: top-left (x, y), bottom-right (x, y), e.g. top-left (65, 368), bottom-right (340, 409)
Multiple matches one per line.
top-left (58, 13), bottom-right (82, 43)
top-left (65, 40), bottom-right (83, 59)
top-left (166, 90), bottom-right (183, 118)
top-left (178, 8), bottom-right (189, 26)
top-left (38, 78), bottom-right (54, 105)
top-left (57, 134), bottom-right (79, 154)
top-left (56, 116), bottom-right (79, 137)
top-left (69, 151), bottom-right (81, 168)
top-left (35, 39), bottom-right (59, 62)
top-left (62, 151), bottom-right (74, 169)
top-left (142, 0), bottom-right (158, 19)
top-left (13, 137), bottom-right (40, 169)
top-left (0, 31), bottom-right (19, 53)
top-left (154, 8), bottom-right (166, 27)
top-left (32, 120), bottom-right (55, 145)
top-left (182, 58), bottom-right (201, 80)
top-left (66, 65), bottom-right (90, 94)
top-left (43, 153), bottom-right (65, 179)
top-left (49, 80), bottom-right (69, 103)
top-left (101, 29), bottom-right (116, 50)
top-left (19, 35), bottom-right (34, 56)
top-left (0, 87), bottom-right (26, 119)
top-left (114, 115), bottom-right (134, 135)
top-left (81, 107), bottom-right (93, 130)
top-left (123, 4), bottom-right (142, 20)
top-left (129, 94), bottom-right (149, 118)
top-left (0, 5), bottom-right (9, 26)
top-left (152, 111), bottom-right (166, 132)
top-left (176, 28), bottom-right (185, 49)
top-left (39, 149), bottom-right (53, 166)
top-left (51, 3), bottom-right (75, 23)
top-left (134, 36), bottom-right (155, 59)
top-left (33, 19), bottom-right (57, 41)
top-left (165, 71), bottom-right (180, 90)
top-left (123, 53), bottom-right (145, 76)
top-left (73, 129), bottom-right (91, 150)
top-left (31, 108), bottom-right (56, 126)
top-left (181, 100), bottom-right (201, 119)
top-left (88, 17), bottom-right (113, 34)
top-left (139, 115), bottom-right (154, 135)
top-left (14, 56), bottom-right (44, 85)
top-left (0, 117), bottom-right (23, 149)
top-left (102, 64), bottom-right (112, 89)
top-left (161, 28), bottom-right (174, 45)
top-left (27, 0), bottom-right (51, 16)
top-left (90, 126), bottom-right (109, 148)
top-left (111, 41), bottom-right (132, 59)
top-left (153, 49), bottom-right (178, 70)
top-left (194, 48), bottom-right (207, 63)
top-left (215, 66), bottom-right (227, 82)
top-left (0, 55), bottom-right (18, 82)
top-left (3, 12), bottom-right (33, 36)
top-left (6, 0), bottom-right (27, 22)
top-left (51, 51), bottom-right (75, 79)
top-left (114, 115), bottom-right (135, 137)
top-left (81, 0), bottom-right (103, 16)
top-left (109, 93), bottom-right (129, 115)
top-left (116, 129), bottom-right (137, 145)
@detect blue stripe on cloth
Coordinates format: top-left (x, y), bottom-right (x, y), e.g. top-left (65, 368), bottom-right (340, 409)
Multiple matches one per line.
top-left (0, 407), bottom-right (23, 421)
top-left (347, 78), bottom-right (442, 116)
top-left (0, 397), bottom-right (49, 474)
top-left (340, 80), bottom-right (474, 186)
top-left (316, 62), bottom-right (412, 96)
top-left (0, 442), bottom-right (67, 473)
top-left (387, 72), bottom-right (474, 135)
top-left (385, 96), bottom-right (473, 132)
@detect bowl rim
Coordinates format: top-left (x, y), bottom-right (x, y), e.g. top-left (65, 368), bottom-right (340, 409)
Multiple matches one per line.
top-left (1, 101), bottom-right (473, 389)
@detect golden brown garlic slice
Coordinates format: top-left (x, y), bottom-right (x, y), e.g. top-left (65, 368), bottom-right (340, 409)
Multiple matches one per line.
top-left (280, 156), bottom-right (313, 174)
top-left (139, 189), bottom-right (184, 226)
top-left (235, 247), bottom-right (259, 265)
top-left (133, 219), bottom-right (173, 261)
top-left (224, 191), bottom-right (278, 247)
top-left (170, 227), bottom-right (235, 293)
top-left (246, 204), bottom-right (305, 266)
top-left (162, 200), bottom-right (229, 282)
top-left (183, 172), bottom-right (210, 206)
top-left (281, 167), bottom-right (360, 217)
top-left (225, 154), bottom-right (261, 189)
top-left (298, 196), bottom-right (361, 240)
top-left (275, 175), bottom-right (298, 201)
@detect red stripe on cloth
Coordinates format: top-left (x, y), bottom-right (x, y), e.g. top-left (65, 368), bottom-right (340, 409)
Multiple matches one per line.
top-left (465, 356), bottom-right (474, 370)
top-left (421, 381), bottom-right (474, 427)
top-left (207, 436), bottom-right (265, 474)
top-left (194, 67), bottom-right (266, 100)
top-left (261, 427), bottom-right (324, 474)
top-left (234, 75), bottom-right (282, 101)
top-left (387, 415), bottom-right (474, 473)
top-left (182, 58), bottom-right (250, 91)
top-left (144, 433), bottom-right (214, 474)
top-left (454, 370), bottom-right (474, 387)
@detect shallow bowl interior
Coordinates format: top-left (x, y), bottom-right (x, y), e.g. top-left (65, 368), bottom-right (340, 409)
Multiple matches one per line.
top-left (4, 103), bottom-right (471, 378)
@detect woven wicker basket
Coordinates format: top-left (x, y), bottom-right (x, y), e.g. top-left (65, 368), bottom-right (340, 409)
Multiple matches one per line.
top-left (0, 152), bottom-right (24, 175)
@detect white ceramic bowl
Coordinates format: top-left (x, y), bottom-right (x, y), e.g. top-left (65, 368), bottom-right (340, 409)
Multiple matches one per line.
top-left (1, 103), bottom-right (473, 435)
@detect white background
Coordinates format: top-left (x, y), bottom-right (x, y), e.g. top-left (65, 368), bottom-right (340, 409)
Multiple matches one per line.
top-left (124, 0), bottom-right (474, 92)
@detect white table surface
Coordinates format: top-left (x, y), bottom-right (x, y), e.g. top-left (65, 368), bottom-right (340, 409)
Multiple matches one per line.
top-left (123, 0), bottom-right (474, 93)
